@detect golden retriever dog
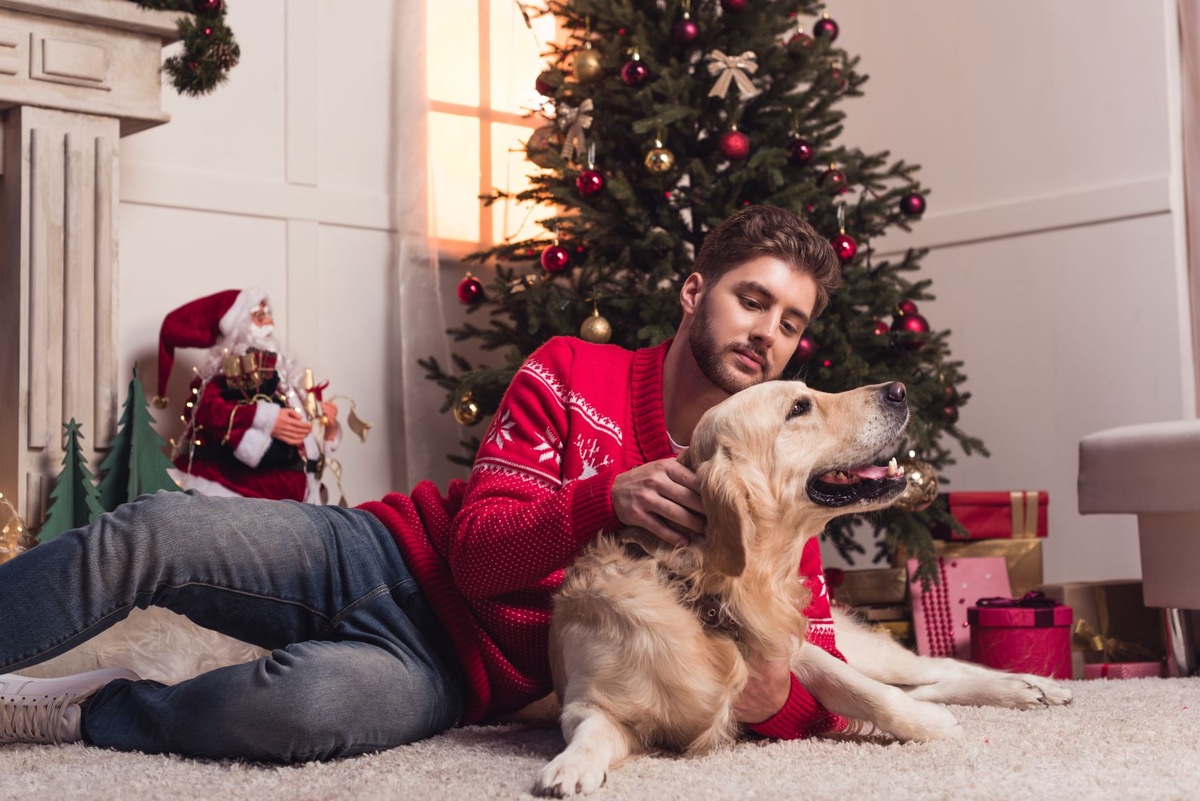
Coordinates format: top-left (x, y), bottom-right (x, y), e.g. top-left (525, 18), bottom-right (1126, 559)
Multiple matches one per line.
top-left (534, 380), bottom-right (1071, 797)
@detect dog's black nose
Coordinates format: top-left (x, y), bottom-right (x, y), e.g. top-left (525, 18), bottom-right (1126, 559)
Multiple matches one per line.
top-left (883, 382), bottom-right (907, 406)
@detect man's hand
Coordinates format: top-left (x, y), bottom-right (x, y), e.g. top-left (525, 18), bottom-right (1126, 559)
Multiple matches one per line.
top-left (734, 651), bottom-right (792, 724)
top-left (611, 458), bottom-right (705, 547)
top-left (321, 401), bottom-right (340, 441)
top-left (271, 408), bottom-right (312, 445)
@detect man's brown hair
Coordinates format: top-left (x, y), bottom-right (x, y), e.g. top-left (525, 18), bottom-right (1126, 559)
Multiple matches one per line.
top-left (692, 206), bottom-right (841, 317)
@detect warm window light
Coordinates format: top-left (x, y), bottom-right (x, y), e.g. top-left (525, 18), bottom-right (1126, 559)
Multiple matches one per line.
top-left (427, 0), bottom-right (558, 251)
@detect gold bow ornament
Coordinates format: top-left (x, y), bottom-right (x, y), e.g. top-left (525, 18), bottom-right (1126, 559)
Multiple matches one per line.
top-left (559, 99), bottom-right (594, 161)
top-left (707, 50), bottom-right (760, 100)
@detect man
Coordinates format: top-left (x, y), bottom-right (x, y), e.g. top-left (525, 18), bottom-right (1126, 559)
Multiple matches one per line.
top-left (0, 206), bottom-right (842, 760)
top-left (156, 289), bottom-right (341, 503)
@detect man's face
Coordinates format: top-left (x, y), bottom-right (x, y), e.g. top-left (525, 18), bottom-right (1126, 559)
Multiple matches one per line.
top-left (687, 255), bottom-right (818, 395)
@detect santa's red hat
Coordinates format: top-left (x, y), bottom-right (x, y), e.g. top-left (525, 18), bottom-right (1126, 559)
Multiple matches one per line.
top-left (154, 288), bottom-right (268, 404)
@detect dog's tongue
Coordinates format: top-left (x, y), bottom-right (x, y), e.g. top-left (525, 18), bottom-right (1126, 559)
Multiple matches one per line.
top-left (849, 464), bottom-right (889, 480)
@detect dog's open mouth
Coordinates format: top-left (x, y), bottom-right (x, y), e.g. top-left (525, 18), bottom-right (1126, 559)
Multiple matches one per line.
top-left (807, 457), bottom-right (907, 508)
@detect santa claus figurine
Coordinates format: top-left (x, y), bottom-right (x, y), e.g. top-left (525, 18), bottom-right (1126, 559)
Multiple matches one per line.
top-left (154, 289), bottom-right (341, 503)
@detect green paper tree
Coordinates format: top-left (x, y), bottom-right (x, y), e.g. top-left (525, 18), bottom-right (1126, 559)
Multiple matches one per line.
top-left (98, 363), bottom-right (183, 512)
top-left (421, 0), bottom-right (989, 573)
top-left (38, 420), bottom-right (105, 542)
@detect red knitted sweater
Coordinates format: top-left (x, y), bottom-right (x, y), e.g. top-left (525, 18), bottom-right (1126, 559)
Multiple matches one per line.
top-left (360, 336), bottom-right (845, 738)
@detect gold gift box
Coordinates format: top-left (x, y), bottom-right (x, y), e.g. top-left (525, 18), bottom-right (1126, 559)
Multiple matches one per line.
top-left (833, 567), bottom-right (908, 605)
top-left (893, 539), bottom-right (1043, 597)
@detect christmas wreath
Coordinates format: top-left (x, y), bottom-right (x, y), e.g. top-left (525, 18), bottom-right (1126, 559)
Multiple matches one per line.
top-left (128, 0), bottom-right (239, 96)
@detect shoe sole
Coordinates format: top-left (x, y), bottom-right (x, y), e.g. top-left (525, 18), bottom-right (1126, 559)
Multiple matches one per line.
top-left (0, 667), bottom-right (141, 700)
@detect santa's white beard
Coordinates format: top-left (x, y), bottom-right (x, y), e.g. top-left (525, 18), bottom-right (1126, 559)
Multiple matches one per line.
top-left (199, 324), bottom-right (302, 392)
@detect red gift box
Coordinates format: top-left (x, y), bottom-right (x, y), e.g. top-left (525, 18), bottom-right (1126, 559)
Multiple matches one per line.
top-left (968, 597), bottom-right (1073, 678)
top-left (909, 556), bottom-right (1012, 659)
top-left (1084, 662), bottom-right (1164, 680)
top-left (933, 491), bottom-right (1048, 540)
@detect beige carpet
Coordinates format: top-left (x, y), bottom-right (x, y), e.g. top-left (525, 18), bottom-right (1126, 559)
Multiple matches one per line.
top-left (1, 677), bottom-right (1197, 801)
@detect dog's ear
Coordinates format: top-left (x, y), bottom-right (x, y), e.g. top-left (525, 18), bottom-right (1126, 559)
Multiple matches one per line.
top-left (689, 439), bottom-right (751, 578)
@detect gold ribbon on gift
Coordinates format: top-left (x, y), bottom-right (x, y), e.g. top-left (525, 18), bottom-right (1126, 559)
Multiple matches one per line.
top-left (707, 50), bottom-right (760, 99)
top-left (1072, 585), bottom-right (1157, 663)
top-left (559, 99), bottom-right (594, 162)
top-left (1009, 490), bottom-right (1040, 538)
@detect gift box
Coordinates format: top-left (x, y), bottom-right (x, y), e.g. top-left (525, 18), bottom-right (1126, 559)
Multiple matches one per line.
top-left (1038, 580), bottom-right (1164, 679)
top-left (908, 556), bottom-right (1012, 658)
top-left (968, 593), bottom-right (1073, 678)
top-left (832, 568), bottom-right (908, 605)
top-left (932, 491), bottom-right (1048, 540)
top-left (855, 604), bottom-right (908, 622)
top-left (895, 539), bottom-right (1044, 598)
top-left (1084, 662), bottom-right (1164, 680)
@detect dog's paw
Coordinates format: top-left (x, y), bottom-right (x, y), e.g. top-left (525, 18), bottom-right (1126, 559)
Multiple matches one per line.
top-left (532, 753), bottom-right (608, 797)
top-left (886, 700), bottom-right (963, 742)
top-left (1013, 674), bottom-right (1073, 708)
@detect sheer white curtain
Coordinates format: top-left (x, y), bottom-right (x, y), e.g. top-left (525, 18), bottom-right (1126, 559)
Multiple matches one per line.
top-left (1180, 0), bottom-right (1200, 413)
top-left (391, 0), bottom-right (462, 491)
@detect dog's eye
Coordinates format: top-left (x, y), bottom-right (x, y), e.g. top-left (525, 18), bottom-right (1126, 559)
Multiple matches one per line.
top-left (787, 398), bottom-right (812, 419)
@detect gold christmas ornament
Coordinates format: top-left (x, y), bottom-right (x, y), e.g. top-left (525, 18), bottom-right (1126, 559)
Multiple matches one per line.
top-left (892, 458), bottom-right (938, 512)
top-left (572, 46), bottom-right (603, 83)
top-left (580, 307), bottom-right (613, 344)
top-left (453, 390), bottom-right (483, 427)
top-left (644, 141), bottom-right (676, 174)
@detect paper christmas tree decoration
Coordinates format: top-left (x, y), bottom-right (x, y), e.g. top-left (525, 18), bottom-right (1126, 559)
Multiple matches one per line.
top-left (38, 419), bottom-right (105, 542)
top-left (97, 363), bottom-right (181, 512)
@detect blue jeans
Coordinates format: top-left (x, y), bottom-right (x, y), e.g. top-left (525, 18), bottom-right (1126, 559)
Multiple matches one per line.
top-left (0, 490), bottom-right (464, 762)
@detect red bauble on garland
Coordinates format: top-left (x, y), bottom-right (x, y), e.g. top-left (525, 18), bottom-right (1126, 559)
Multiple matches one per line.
top-left (943, 404), bottom-right (960, 425)
top-left (891, 312), bottom-right (930, 350)
top-left (721, 0), bottom-right (748, 12)
top-left (620, 59), bottom-right (650, 87)
top-left (871, 319), bottom-right (890, 336)
top-left (831, 233), bottom-right (857, 263)
top-left (535, 70), bottom-right (561, 97)
top-left (900, 192), bottom-right (927, 217)
top-left (673, 15), bottom-right (699, 43)
top-left (576, 169), bottom-right (606, 197)
top-left (193, 0), bottom-right (223, 14)
top-left (540, 245), bottom-right (570, 274)
top-left (794, 333), bottom-right (819, 362)
top-left (787, 30), bottom-right (813, 56)
top-left (813, 15), bottom-right (839, 41)
top-left (896, 299), bottom-right (919, 316)
top-left (787, 138), bottom-right (815, 165)
top-left (818, 167), bottom-right (848, 194)
top-left (456, 274), bottom-right (484, 305)
top-left (719, 130), bottom-right (750, 160)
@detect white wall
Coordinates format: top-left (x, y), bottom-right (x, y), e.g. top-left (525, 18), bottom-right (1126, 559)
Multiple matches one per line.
top-left (115, 0), bottom-right (418, 506)
top-left (819, 0), bottom-right (1195, 582)
top-left (112, 2), bottom-right (1195, 582)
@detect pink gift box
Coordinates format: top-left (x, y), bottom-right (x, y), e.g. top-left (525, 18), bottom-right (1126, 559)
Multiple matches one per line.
top-left (1084, 662), bottom-right (1164, 680)
top-left (968, 602), bottom-right (1073, 678)
top-left (909, 556), bottom-right (1012, 658)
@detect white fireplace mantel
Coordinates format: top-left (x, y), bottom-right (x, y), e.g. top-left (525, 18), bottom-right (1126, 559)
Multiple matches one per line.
top-left (0, 0), bottom-right (181, 526)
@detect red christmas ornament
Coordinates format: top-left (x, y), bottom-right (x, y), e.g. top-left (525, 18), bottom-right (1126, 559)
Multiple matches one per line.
top-left (456, 274), bottom-right (484, 305)
top-left (900, 192), bottom-right (927, 217)
top-left (819, 167), bottom-right (848, 194)
top-left (721, 0), bottom-right (748, 12)
top-left (943, 404), bottom-right (960, 425)
top-left (620, 59), bottom-right (650, 87)
top-left (896, 299), bottom-right (919, 316)
top-left (535, 70), bottom-right (561, 97)
top-left (540, 245), bottom-right (570, 274)
top-left (719, 130), bottom-right (750, 160)
top-left (943, 384), bottom-right (959, 403)
top-left (787, 138), bottom-right (815, 165)
top-left (576, 169), bottom-right (606, 197)
top-left (202, 26), bottom-right (214, 36)
top-left (871, 320), bottom-right (890, 336)
top-left (192, 0), bottom-right (223, 14)
top-left (804, 203), bottom-right (817, 215)
top-left (814, 15), bottom-right (839, 41)
top-left (673, 15), bottom-right (699, 43)
top-left (787, 30), bottom-right (814, 54)
top-left (831, 233), bottom-right (857, 263)
top-left (794, 333), bottom-right (819, 362)
top-left (891, 312), bottom-right (930, 350)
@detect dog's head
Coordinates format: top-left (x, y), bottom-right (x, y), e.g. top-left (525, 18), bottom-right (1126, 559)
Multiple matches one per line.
top-left (680, 380), bottom-right (910, 578)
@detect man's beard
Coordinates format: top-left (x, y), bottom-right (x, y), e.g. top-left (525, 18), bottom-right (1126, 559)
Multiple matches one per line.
top-left (688, 295), bottom-right (773, 395)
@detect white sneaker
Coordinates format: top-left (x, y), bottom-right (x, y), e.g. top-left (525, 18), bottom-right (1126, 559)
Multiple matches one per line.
top-left (0, 667), bottom-right (140, 745)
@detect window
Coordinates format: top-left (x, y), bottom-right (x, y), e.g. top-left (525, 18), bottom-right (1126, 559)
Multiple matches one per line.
top-left (426, 0), bottom-right (557, 257)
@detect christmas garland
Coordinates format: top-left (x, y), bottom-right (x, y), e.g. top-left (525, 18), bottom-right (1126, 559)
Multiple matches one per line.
top-left (128, 0), bottom-right (239, 96)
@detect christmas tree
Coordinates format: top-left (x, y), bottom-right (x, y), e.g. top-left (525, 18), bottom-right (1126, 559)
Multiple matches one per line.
top-left (97, 363), bottom-right (182, 512)
top-left (421, 0), bottom-right (987, 569)
top-left (38, 420), bottom-right (105, 542)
